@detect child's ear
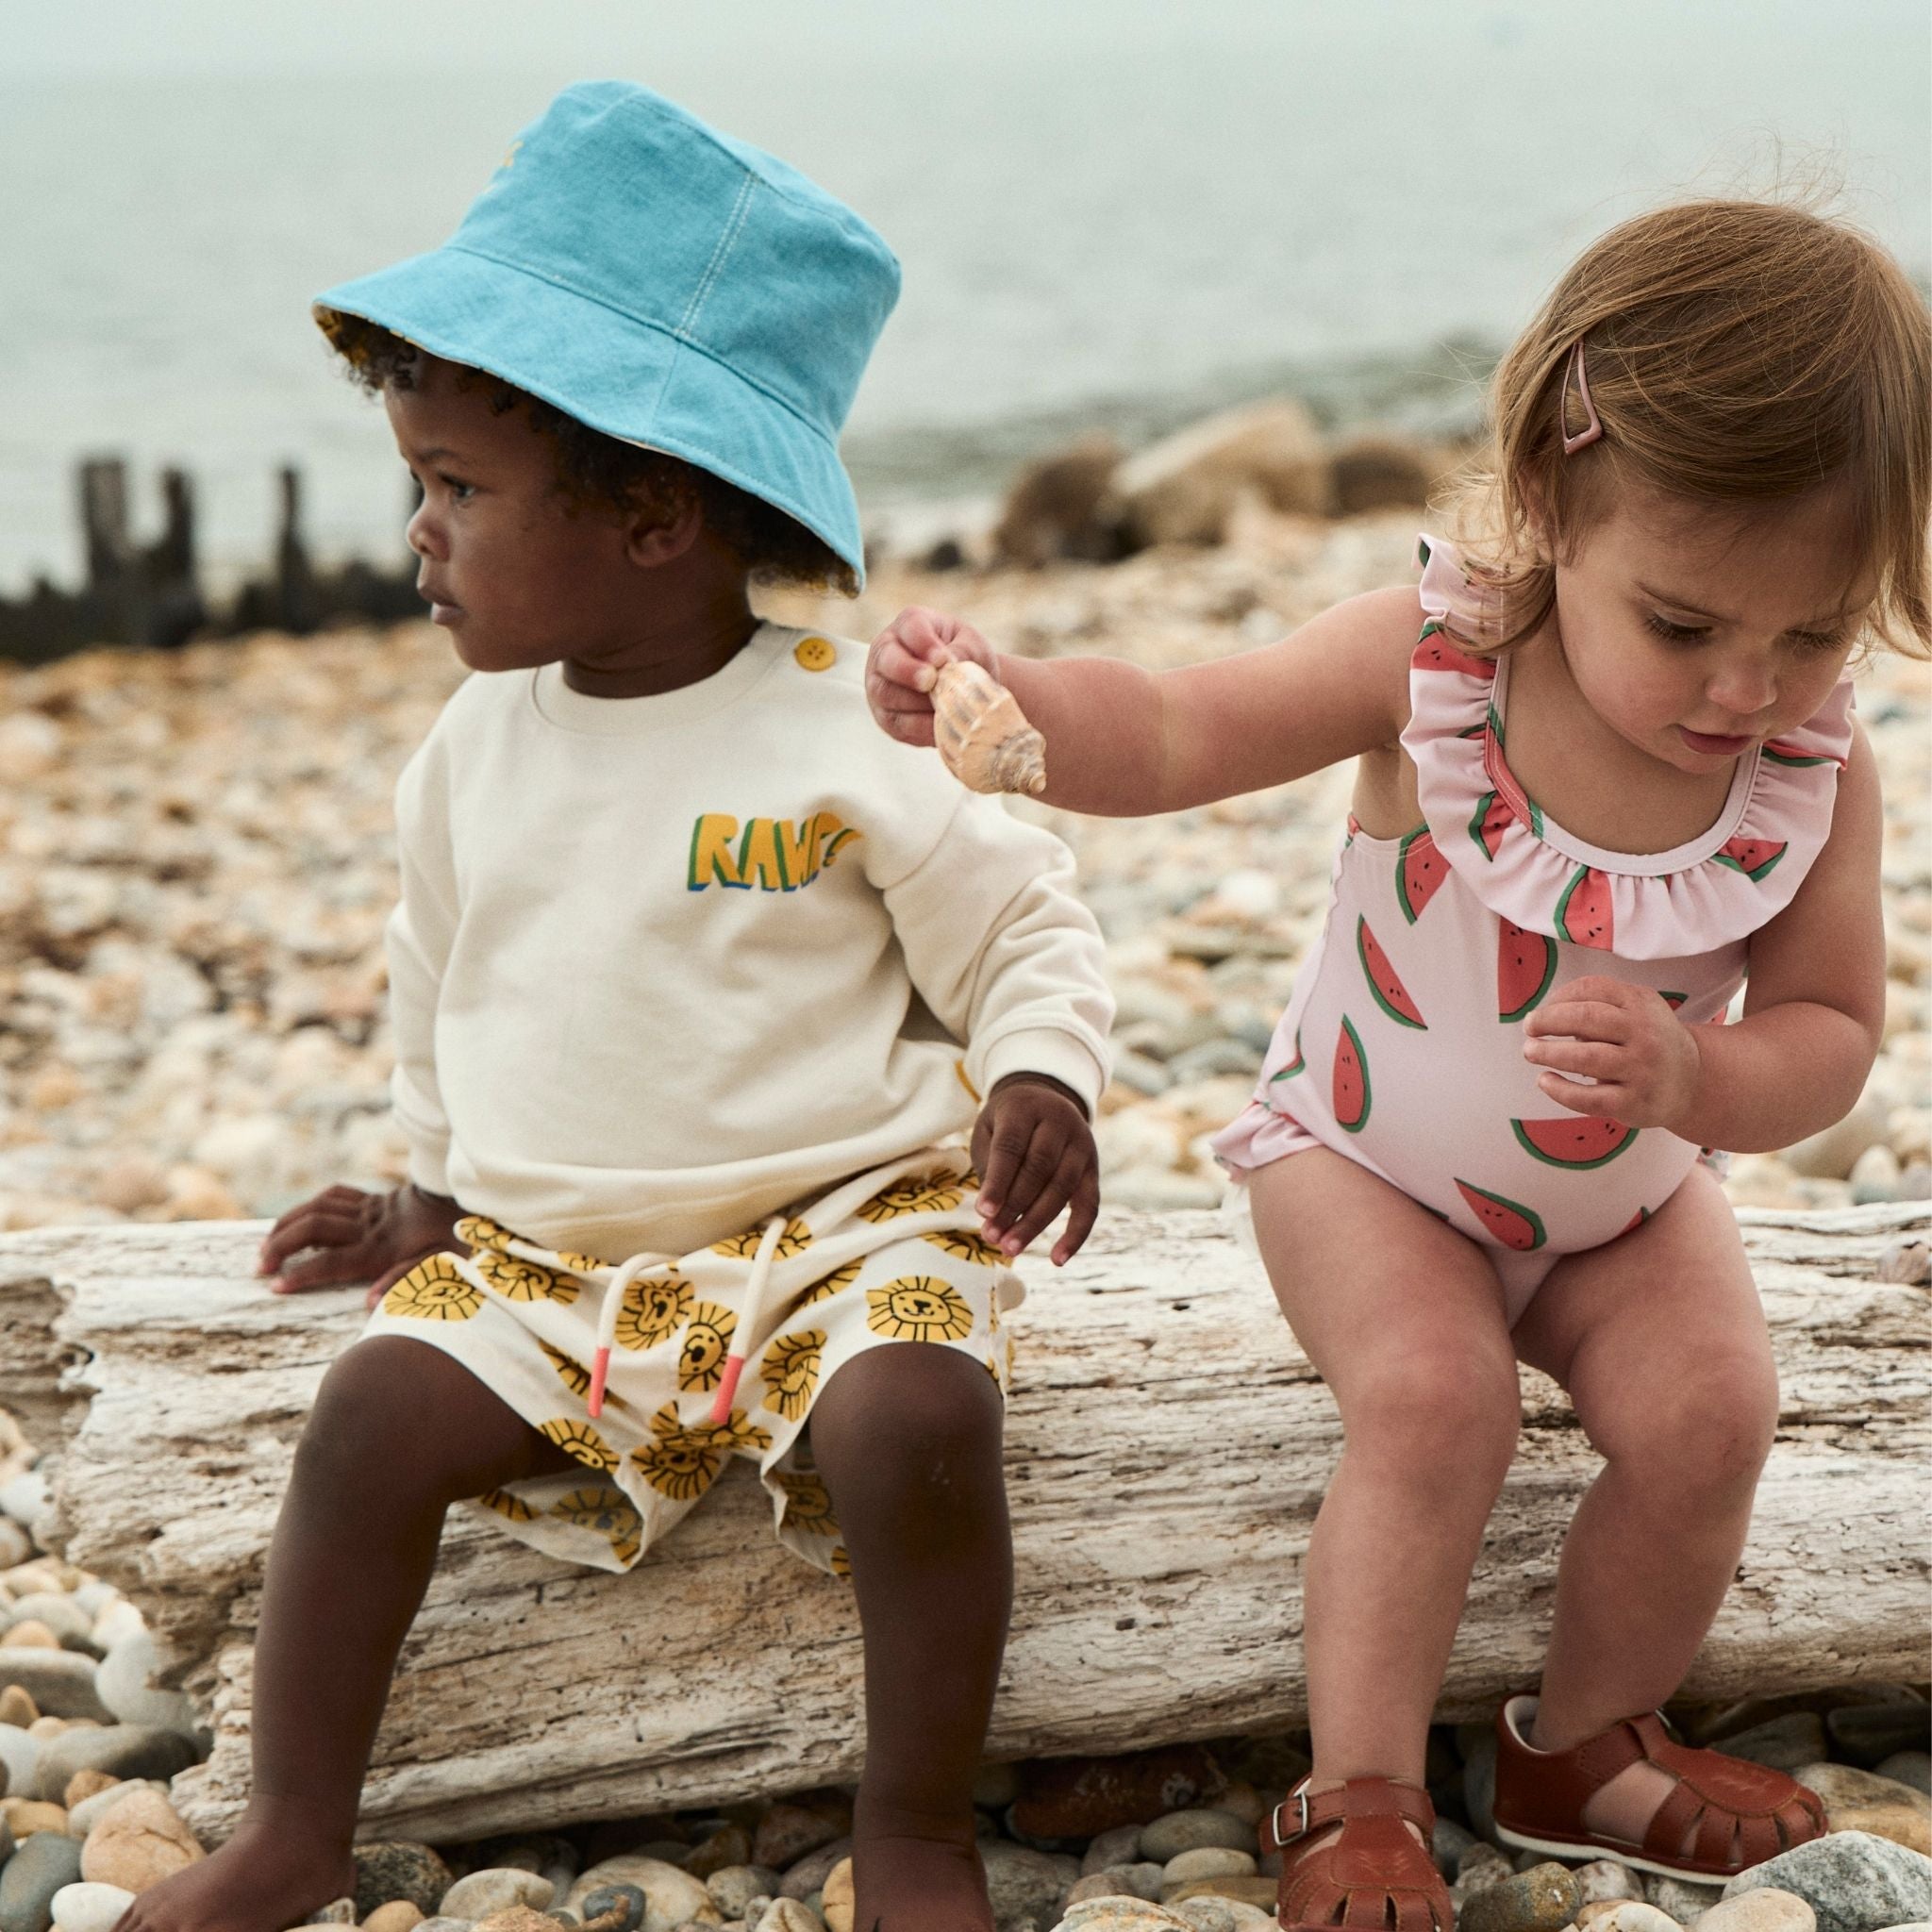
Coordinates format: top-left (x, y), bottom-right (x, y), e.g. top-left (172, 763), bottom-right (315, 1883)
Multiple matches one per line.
top-left (624, 499), bottom-right (705, 568)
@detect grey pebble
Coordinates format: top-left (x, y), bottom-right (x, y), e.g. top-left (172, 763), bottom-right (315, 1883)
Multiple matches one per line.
top-left (1138, 1809), bottom-right (1255, 1863)
top-left (1878, 1752), bottom-right (1932, 1795)
top-left (1720, 1830), bottom-right (1932, 1932)
top-left (1081, 1825), bottom-right (1145, 1875)
top-left (0, 1726), bottom-right (42, 1800)
top-left (0, 1654), bottom-right (108, 1724)
top-left (0, 1830), bottom-right (85, 1932)
top-left (778, 1838), bottom-right (850, 1900)
top-left (1431, 1816), bottom-right (1476, 1877)
top-left (28, 1724), bottom-right (197, 1802)
top-left (1719, 1712), bottom-right (1829, 1772)
top-left (708, 1865), bottom-right (781, 1915)
top-left (1826, 1701), bottom-right (1931, 1769)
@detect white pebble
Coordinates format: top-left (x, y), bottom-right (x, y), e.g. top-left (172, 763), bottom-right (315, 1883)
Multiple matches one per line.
top-left (50, 1883), bottom-right (136, 1932)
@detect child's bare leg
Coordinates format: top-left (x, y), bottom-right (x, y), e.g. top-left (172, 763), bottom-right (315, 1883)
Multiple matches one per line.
top-left (1511, 1164), bottom-right (1778, 1844)
top-left (120, 1337), bottom-right (579, 1932)
top-left (1248, 1150), bottom-right (1520, 1823)
top-left (808, 1342), bottom-right (1011, 1932)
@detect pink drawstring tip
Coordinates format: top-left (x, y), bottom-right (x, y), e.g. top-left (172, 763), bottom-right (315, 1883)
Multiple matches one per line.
top-left (587, 1346), bottom-right (610, 1419)
top-left (709, 1355), bottom-right (746, 1426)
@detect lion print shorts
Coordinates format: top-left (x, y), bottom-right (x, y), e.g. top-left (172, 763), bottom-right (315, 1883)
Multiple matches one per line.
top-left (359, 1147), bottom-right (1020, 1576)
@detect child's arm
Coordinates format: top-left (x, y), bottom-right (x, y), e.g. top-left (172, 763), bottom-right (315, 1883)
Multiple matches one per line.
top-left (258, 743), bottom-right (467, 1304)
top-left (868, 587), bottom-right (1421, 816)
top-left (1523, 728), bottom-right (1886, 1152)
top-left (879, 791), bottom-right (1113, 1262)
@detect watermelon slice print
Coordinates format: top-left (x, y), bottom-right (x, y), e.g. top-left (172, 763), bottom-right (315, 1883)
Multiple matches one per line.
top-left (1270, 1030), bottom-right (1306, 1080)
top-left (1470, 789), bottom-right (1512, 860)
top-left (1713, 836), bottom-right (1787, 882)
top-left (1659, 991), bottom-right (1689, 1009)
top-left (1498, 919), bottom-right (1557, 1023)
top-left (1357, 917), bottom-right (1426, 1028)
top-left (1396, 826), bottom-right (1448, 924)
top-left (1621, 1206), bottom-right (1651, 1234)
top-left (1511, 1117), bottom-right (1640, 1169)
top-left (1333, 1016), bottom-right (1371, 1133)
top-left (1455, 1178), bottom-right (1547, 1251)
top-left (1486, 702), bottom-right (1507, 747)
top-left (1414, 630), bottom-right (1497, 679)
top-left (1343, 811), bottom-right (1361, 849)
top-left (1556, 865), bottom-right (1614, 949)
top-left (1760, 740), bottom-right (1840, 770)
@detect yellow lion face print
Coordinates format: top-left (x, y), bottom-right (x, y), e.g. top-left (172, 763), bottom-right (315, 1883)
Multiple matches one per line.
top-left (550, 1485), bottom-right (641, 1566)
top-left (381, 1255), bottom-right (483, 1323)
top-left (554, 1250), bottom-right (607, 1274)
top-left (676, 1303), bottom-right (739, 1392)
top-left (800, 1259), bottom-right (861, 1307)
top-left (704, 1406), bottom-right (774, 1457)
top-left (759, 1328), bottom-right (826, 1421)
top-left (829, 1543), bottom-right (853, 1578)
top-left (475, 1248), bottom-right (580, 1306)
top-left (866, 1275), bottom-right (974, 1343)
top-left (710, 1218), bottom-right (814, 1260)
top-left (539, 1340), bottom-right (593, 1401)
top-left (774, 1467), bottom-right (840, 1538)
top-left (616, 1274), bottom-right (692, 1352)
top-left (538, 1417), bottom-right (618, 1473)
top-left (923, 1228), bottom-right (1006, 1268)
top-left (454, 1215), bottom-right (514, 1253)
top-left (630, 1402), bottom-right (726, 1501)
top-left (857, 1174), bottom-right (973, 1224)
top-left (477, 1487), bottom-right (536, 1523)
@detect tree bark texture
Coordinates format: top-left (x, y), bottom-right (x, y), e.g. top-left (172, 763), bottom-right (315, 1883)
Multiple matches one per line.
top-left (0, 1202), bottom-right (1924, 1844)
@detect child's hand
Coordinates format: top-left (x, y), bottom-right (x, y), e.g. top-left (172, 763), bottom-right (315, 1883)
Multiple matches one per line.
top-left (866, 608), bottom-right (998, 749)
top-left (258, 1182), bottom-right (466, 1309)
top-left (971, 1073), bottom-right (1100, 1266)
top-left (1522, 978), bottom-right (1704, 1131)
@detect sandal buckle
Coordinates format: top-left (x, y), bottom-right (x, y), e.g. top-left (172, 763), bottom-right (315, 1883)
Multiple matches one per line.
top-left (1272, 1786), bottom-right (1311, 1848)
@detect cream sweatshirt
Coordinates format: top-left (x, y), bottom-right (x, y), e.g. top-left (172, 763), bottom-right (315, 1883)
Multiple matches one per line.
top-left (386, 621), bottom-right (1113, 1259)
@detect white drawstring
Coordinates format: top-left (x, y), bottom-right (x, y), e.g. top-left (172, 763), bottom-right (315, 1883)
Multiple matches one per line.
top-left (584, 1248), bottom-right (672, 1419)
top-left (708, 1214), bottom-right (787, 1426)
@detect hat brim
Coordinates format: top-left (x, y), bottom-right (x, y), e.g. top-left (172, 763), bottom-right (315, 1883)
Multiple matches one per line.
top-left (315, 242), bottom-right (867, 583)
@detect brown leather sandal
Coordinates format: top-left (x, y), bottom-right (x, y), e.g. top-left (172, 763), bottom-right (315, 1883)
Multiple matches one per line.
top-left (1263, 1776), bottom-right (1452, 1931)
top-left (1491, 1694), bottom-right (1827, 1879)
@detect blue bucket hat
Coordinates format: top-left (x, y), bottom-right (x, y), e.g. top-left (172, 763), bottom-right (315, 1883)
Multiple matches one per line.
top-left (314, 81), bottom-right (900, 582)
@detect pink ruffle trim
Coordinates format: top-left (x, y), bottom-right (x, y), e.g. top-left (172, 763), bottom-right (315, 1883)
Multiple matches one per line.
top-left (1400, 536), bottom-right (1854, 961)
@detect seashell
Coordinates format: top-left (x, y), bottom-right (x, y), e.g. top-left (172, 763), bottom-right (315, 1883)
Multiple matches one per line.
top-left (932, 659), bottom-right (1047, 795)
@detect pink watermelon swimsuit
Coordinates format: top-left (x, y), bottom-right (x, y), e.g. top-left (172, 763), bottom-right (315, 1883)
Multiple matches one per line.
top-left (1211, 536), bottom-right (1855, 1320)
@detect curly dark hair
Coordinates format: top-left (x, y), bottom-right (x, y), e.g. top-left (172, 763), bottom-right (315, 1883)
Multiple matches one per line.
top-left (316, 309), bottom-right (858, 594)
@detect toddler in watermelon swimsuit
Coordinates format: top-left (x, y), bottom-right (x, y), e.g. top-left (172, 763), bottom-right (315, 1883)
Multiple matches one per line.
top-left (869, 198), bottom-right (1930, 1925)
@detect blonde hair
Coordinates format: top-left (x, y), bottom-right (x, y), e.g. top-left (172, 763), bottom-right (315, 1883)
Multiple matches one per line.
top-left (1439, 197), bottom-right (1932, 658)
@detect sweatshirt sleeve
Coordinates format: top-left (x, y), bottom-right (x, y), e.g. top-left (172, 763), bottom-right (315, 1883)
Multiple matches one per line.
top-left (385, 736), bottom-right (458, 1196)
top-left (881, 789), bottom-right (1114, 1114)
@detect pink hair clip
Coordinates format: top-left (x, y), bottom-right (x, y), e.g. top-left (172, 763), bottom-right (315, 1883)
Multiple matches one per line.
top-left (1560, 339), bottom-right (1603, 455)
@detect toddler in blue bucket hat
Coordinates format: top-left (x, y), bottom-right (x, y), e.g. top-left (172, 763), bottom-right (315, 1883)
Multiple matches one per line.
top-left (125, 84), bottom-right (1111, 1932)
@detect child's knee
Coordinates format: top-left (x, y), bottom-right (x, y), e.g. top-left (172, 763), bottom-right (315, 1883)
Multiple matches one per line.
top-left (1588, 1348), bottom-right (1778, 1492)
top-left (813, 1344), bottom-right (1005, 1505)
top-left (296, 1339), bottom-right (479, 1497)
top-left (1340, 1345), bottom-right (1521, 1487)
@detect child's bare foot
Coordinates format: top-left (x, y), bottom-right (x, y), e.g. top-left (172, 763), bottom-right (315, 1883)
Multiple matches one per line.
top-left (113, 1809), bottom-right (354, 1932)
top-left (852, 1816), bottom-right (993, 1932)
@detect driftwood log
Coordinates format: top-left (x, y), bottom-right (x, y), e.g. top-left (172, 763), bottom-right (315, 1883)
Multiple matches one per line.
top-left (0, 1202), bottom-right (1924, 1845)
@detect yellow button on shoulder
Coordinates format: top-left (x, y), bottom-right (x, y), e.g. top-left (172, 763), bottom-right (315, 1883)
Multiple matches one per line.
top-left (793, 635), bottom-right (837, 672)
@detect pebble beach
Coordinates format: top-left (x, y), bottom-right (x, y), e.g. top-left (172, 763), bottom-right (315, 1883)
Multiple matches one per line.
top-left (0, 501), bottom-right (1928, 1931)
top-left (0, 508), bottom-right (1926, 1236)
